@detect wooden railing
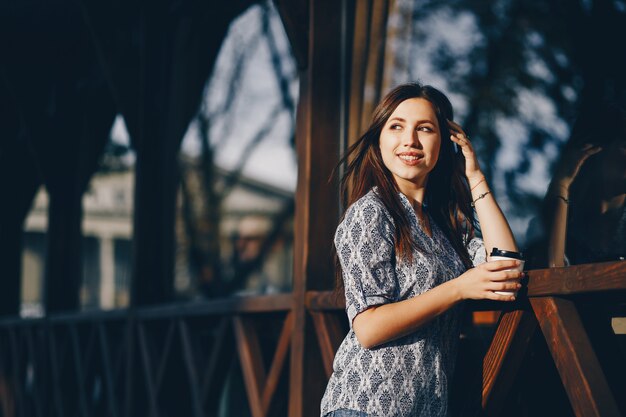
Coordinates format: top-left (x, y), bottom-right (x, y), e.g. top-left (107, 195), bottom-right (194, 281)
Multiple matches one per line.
top-left (0, 261), bottom-right (624, 417)
top-left (306, 261), bottom-right (626, 417)
top-left (0, 295), bottom-right (293, 417)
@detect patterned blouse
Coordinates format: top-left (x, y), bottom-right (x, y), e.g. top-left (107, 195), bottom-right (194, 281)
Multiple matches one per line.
top-left (320, 189), bottom-right (486, 417)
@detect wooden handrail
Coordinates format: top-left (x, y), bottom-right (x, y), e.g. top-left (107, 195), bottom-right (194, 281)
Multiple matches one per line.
top-left (0, 293), bottom-right (294, 326)
top-left (305, 260), bottom-right (626, 312)
top-left (527, 260), bottom-right (626, 296)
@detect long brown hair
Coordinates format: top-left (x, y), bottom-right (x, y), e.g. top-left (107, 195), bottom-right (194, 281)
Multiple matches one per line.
top-left (337, 83), bottom-right (476, 282)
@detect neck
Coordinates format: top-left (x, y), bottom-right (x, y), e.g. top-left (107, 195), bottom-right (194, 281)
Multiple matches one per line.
top-left (396, 179), bottom-right (427, 209)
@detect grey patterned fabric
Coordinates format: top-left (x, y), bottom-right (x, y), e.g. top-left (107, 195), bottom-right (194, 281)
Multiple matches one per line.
top-left (320, 188), bottom-right (486, 417)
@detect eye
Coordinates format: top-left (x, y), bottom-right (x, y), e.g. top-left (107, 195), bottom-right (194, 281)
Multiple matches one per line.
top-left (389, 123), bottom-right (402, 131)
top-left (417, 125), bottom-right (434, 132)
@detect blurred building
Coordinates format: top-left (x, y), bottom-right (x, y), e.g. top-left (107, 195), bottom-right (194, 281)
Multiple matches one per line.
top-left (22, 159), bottom-right (293, 315)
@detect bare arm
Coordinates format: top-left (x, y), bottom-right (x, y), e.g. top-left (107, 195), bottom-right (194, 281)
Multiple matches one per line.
top-left (448, 121), bottom-right (517, 255)
top-left (353, 259), bottom-right (522, 348)
top-left (546, 144), bottom-right (602, 267)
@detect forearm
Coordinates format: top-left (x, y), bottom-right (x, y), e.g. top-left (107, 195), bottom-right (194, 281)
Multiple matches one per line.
top-left (352, 279), bottom-right (462, 349)
top-left (470, 177), bottom-right (518, 255)
top-left (547, 182), bottom-right (570, 267)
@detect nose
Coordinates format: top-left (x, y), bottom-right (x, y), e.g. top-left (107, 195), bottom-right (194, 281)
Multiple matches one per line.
top-left (402, 129), bottom-right (422, 148)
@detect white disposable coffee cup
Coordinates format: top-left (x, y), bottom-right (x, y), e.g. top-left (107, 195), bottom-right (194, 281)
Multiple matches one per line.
top-left (489, 248), bottom-right (525, 296)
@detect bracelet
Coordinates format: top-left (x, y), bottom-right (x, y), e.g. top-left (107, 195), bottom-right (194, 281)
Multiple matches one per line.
top-left (555, 195), bottom-right (569, 204)
top-left (470, 177), bottom-right (486, 191)
top-left (471, 191), bottom-right (491, 207)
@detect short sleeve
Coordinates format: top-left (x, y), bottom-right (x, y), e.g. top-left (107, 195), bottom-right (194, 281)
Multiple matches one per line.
top-left (466, 236), bottom-right (487, 266)
top-left (334, 199), bottom-right (397, 327)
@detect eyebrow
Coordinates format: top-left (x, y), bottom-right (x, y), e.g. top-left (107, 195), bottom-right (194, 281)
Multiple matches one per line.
top-left (388, 117), bottom-right (436, 124)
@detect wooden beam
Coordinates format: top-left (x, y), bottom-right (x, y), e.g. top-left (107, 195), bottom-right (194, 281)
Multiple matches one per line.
top-left (530, 297), bottom-right (621, 417)
top-left (481, 310), bottom-right (537, 416)
top-left (306, 291), bottom-right (344, 310)
top-left (310, 312), bottom-right (345, 378)
top-left (261, 312), bottom-right (294, 416)
top-left (201, 318), bottom-right (234, 417)
top-left (347, 0), bottom-right (373, 148)
top-left (359, 0), bottom-right (390, 134)
top-left (290, 0), bottom-right (349, 415)
top-left (527, 261), bottom-right (626, 296)
top-left (233, 316), bottom-right (266, 417)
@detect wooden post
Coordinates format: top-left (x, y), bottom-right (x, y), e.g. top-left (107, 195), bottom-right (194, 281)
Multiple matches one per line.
top-left (530, 297), bottom-right (621, 417)
top-left (287, 0), bottom-right (350, 415)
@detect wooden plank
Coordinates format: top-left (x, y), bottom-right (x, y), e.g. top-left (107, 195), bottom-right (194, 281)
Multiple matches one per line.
top-left (481, 310), bottom-right (537, 416)
top-left (47, 328), bottom-right (65, 417)
top-left (124, 318), bottom-right (135, 417)
top-left (0, 333), bottom-right (16, 417)
top-left (68, 325), bottom-right (89, 417)
top-left (178, 320), bottom-right (204, 417)
top-left (97, 323), bottom-right (120, 417)
top-left (306, 291), bottom-right (345, 311)
top-left (136, 322), bottom-right (159, 417)
top-left (261, 312), bottom-right (294, 416)
top-left (201, 318), bottom-right (234, 415)
top-left (7, 329), bottom-right (24, 417)
top-left (136, 294), bottom-right (293, 319)
top-left (154, 320), bottom-right (176, 392)
top-left (527, 261), bottom-right (626, 296)
top-left (310, 312), bottom-right (345, 378)
top-left (347, 0), bottom-right (373, 148)
top-left (233, 316), bottom-right (266, 417)
top-left (359, 0), bottom-right (390, 133)
top-left (290, 0), bottom-right (347, 415)
top-left (530, 297), bottom-right (621, 417)
top-left (25, 327), bottom-right (43, 417)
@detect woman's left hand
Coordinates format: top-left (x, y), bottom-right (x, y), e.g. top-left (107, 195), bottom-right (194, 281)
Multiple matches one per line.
top-left (448, 120), bottom-right (484, 186)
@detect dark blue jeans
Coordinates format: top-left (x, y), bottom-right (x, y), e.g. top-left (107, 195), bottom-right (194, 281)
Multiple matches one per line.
top-left (323, 409), bottom-right (368, 417)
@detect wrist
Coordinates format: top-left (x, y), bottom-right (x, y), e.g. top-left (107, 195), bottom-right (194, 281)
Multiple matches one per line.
top-left (548, 183), bottom-right (570, 200)
top-left (468, 174), bottom-right (486, 189)
top-left (447, 278), bottom-right (465, 303)
top-left (549, 181), bottom-right (570, 194)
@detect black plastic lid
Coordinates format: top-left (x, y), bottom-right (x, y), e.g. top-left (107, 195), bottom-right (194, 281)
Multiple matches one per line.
top-left (490, 247), bottom-right (524, 260)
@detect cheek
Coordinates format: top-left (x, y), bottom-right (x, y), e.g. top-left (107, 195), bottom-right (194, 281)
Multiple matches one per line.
top-left (429, 138), bottom-right (442, 161)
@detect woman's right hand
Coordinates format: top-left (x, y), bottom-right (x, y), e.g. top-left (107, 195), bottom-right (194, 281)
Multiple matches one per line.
top-left (453, 260), bottom-right (524, 301)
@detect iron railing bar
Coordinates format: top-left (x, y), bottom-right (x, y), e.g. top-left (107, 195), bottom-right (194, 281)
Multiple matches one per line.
top-left (137, 321), bottom-right (159, 417)
top-left (48, 324), bottom-right (65, 417)
top-left (69, 323), bottom-right (90, 417)
top-left (98, 322), bottom-right (120, 417)
top-left (178, 319), bottom-right (205, 417)
top-left (154, 319), bottom-right (175, 393)
top-left (25, 326), bottom-right (44, 417)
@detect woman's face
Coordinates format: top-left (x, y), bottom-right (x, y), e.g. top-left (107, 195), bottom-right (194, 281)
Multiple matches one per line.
top-left (379, 98), bottom-right (441, 190)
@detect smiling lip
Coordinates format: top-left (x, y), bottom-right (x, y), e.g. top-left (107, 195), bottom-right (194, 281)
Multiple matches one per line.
top-left (397, 152), bottom-right (424, 166)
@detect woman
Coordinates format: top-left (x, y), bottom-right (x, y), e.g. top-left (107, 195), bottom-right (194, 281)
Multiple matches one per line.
top-left (320, 83), bottom-right (521, 417)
